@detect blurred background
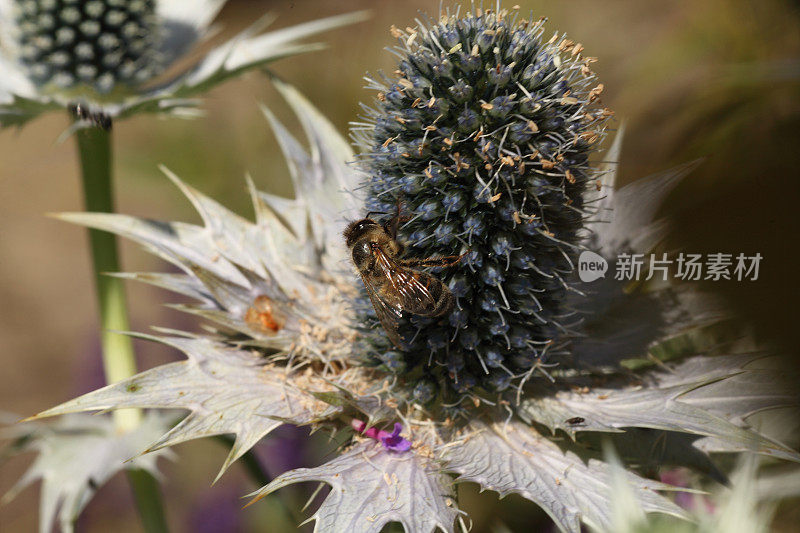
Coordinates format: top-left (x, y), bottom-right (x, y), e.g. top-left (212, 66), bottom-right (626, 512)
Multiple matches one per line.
top-left (1, 0), bottom-right (798, 531)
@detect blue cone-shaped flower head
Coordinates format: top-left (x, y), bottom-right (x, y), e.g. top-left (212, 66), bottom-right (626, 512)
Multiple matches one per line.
top-left (353, 6), bottom-right (610, 401)
top-left (11, 0), bottom-right (163, 95)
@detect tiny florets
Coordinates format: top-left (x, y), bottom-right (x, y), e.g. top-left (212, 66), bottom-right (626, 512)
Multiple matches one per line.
top-left (352, 6), bottom-right (611, 405)
top-left (11, 0), bottom-right (163, 94)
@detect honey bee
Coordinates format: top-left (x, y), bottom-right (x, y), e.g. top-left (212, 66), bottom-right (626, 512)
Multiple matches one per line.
top-left (344, 207), bottom-right (464, 349)
top-left (244, 295), bottom-right (286, 334)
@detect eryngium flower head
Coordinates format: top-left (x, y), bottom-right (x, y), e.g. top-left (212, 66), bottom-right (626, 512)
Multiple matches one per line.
top-left (12, 0), bottom-right (163, 94)
top-left (351, 7), bottom-right (609, 401)
top-left (0, 0), bottom-right (367, 127)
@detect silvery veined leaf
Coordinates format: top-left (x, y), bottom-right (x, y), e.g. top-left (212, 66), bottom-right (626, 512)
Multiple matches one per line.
top-left (248, 441), bottom-right (461, 533)
top-left (519, 354), bottom-right (800, 462)
top-left (28, 335), bottom-right (339, 482)
top-left (54, 167), bottom-right (318, 300)
top-left (53, 172), bottom-right (322, 345)
top-left (1, 412), bottom-right (170, 533)
top-left (440, 420), bottom-right (688, 533)
top-left (52, 79), bottom-right (365, 349)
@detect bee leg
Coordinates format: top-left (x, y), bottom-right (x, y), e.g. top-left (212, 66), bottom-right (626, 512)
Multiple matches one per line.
top-left (399, 253), bottom-right (467, 268)
top-left (383, 214), bottom-right (413, 240)
top-left (383, 195), bottom-right (403, 239)
top-left (381, 194), bottom-right (414, 238)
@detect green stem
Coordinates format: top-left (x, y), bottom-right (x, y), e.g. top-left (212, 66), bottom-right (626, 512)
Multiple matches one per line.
top-left (74, 122), bottom-right (169, 532)
top-left (75, 125), bottom-right (140, 431)
top-left (127, 469), bottom-right (169, 533)
top-left (213, 436), bottom-right (300, 525)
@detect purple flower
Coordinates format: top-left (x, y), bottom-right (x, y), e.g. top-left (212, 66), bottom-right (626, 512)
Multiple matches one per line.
top-left (380, 423), bottom-right (412, 452)
top-left (351, 419), bottom-right (412, 453)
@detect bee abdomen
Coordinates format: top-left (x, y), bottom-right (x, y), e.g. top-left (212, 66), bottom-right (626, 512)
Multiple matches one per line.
top-left (409, 273), bottom-right (455, 317)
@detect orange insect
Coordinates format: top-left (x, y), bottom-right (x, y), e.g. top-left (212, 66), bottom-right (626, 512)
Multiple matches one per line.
top-left (244, 295), bottom-right (286, 334)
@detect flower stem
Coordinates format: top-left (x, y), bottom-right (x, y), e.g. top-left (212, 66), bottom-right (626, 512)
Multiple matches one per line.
top-left (74, 122), bottom-right (169, 532)
top-left (214, 436), bottom-right (301, 525)
top-left (127, 469), bottom-right (169, 533)
top-left (75, 124), bottom-right (140, 431)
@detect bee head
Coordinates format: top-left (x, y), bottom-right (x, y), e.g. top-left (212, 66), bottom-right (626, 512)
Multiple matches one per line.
top-left (344, 218), bottom-right (379, 247)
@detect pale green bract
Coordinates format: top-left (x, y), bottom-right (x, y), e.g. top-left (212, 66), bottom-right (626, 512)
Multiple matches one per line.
top-left (605, 450), bottom-right (796, 533)
top-left (8, 78), bottom-right (799, 532)
top-left (1, 412), bottom-right (171, 533)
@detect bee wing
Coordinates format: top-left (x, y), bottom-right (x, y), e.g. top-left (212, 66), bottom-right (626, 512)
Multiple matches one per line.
top-left (373, 248), bottom-right (440, 315)
top-left (358, 271), bottom-right (405, 349)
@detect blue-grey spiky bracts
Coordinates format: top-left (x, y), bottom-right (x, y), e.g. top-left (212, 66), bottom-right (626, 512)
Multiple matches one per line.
top-left (352, 6), bottom-right (611, 402)
top-left (12, 0), bottom-right (163, 94)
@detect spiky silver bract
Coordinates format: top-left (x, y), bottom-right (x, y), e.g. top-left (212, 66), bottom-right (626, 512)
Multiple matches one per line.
top-left (1, 412), bottom-right (171, 533)
top-left (249, 441), bottom-right (460, 533)
top-left (0, 0), bottom-right (368, 127)
top-left (606, 451), bottom-right (794, 533)
top-left (351, 6), bottom-right (610, 401)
